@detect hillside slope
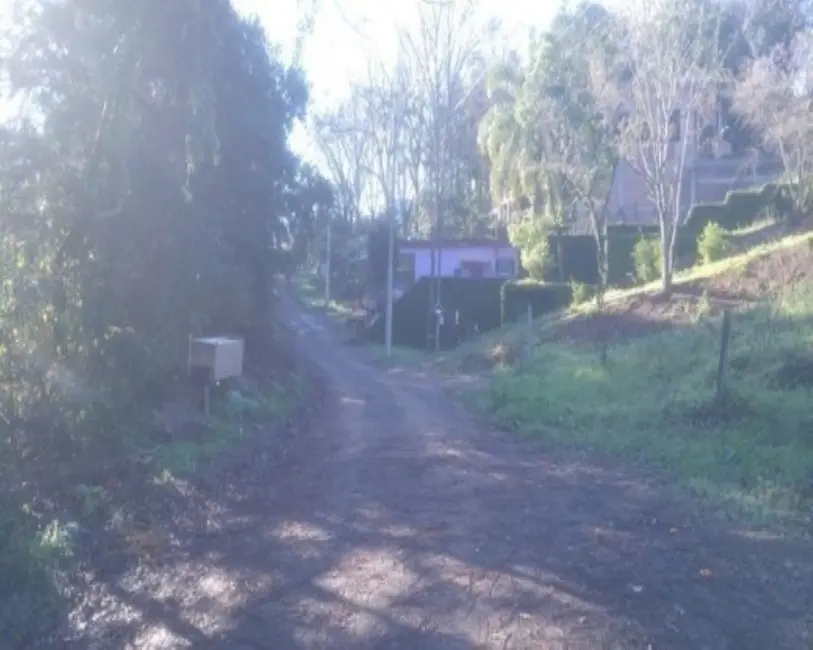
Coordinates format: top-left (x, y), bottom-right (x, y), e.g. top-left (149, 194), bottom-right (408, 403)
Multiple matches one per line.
top-left (432, 232), bottom-right (813, 524)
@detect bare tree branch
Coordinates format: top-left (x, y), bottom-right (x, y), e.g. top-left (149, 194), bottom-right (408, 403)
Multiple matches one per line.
top-left (733, 29), bottom-right (813, 212)
top-left (592, 0), bottom-right (732, 294)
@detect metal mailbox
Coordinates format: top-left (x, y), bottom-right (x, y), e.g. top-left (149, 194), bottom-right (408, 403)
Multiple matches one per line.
top-left (188, 336), bottom-right (244, 382)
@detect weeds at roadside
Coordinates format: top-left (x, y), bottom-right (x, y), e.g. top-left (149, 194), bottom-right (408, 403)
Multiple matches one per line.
top-left (0, 509), bottom-right (75, 648)
top-left (150, 374), bottom-right (307, 478)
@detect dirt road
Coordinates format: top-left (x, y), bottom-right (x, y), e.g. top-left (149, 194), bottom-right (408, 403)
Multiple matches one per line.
top-left (69, 291), bottom-right (812, 649)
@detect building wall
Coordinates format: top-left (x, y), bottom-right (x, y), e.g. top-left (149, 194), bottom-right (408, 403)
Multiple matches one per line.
top-left (600, 156), bottom-right (782, 230)
top-left (559, 154), bottom-right (783, 234)
top-left (400, 245), bottom-right (519, 281)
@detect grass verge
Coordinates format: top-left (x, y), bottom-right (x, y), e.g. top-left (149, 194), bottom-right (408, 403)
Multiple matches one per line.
top-left (481, 282), bottom-right (813, 525)
top-left (149, 373), bottom-right (308, 478)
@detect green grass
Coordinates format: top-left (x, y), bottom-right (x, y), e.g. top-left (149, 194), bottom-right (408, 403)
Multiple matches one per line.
top-left (292, 273), bottom-right (356, 319)
top-left (728, 214), bottom-right (779, 238)
top-left (151, 373), bottom-right (308, 477)
top-left (480, 283), bottom-right (813, 524)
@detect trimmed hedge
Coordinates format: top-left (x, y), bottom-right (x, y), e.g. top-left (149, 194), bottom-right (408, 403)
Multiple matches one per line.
top-left (501, 281), bottom-right (573, 324)
top-left (548, 234), bottom-right (597, 284)
top-left (685, 182), bottom-right (794, 233)
top-left (549, 228), bottom-right (696, 287)
top-left (365, 277), bottom-right (506, 349)
top-left (365, 277), bottom-right (576, 349)
top-left (539, 183), bottom-right (791, 288)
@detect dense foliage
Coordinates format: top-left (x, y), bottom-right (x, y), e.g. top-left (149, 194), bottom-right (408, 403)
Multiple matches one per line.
top-left (0, 0), bottom-right (331, 478)
top-left (478, 0), bottom-right (810, 294)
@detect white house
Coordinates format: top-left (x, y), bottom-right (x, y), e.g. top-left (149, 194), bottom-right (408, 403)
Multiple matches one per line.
top-left (397, 238), bottom-right (519, 284)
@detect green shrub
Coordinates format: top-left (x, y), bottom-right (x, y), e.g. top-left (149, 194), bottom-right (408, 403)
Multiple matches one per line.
top-left (570, 280), bottom-right (596, 305)
top-left (509, 217), bottom-right (551, 280)
top-left (697, 222), bottom-right (731, 264)
top-left (501, 281), bottom-right (573, 323)
top-left (632, 237), bottom-right (662, 283)
top-left (552, 229), bottom-right (697, 288)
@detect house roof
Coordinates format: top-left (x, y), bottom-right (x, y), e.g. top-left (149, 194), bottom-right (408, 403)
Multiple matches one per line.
top-left (398, 238), bottom-right (513, 250)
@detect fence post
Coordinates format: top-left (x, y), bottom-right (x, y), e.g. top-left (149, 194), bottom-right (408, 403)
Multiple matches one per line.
top-left (715, 309), bottom-right (732, 403)
top-left (525, 301), bottom-right (533, 362)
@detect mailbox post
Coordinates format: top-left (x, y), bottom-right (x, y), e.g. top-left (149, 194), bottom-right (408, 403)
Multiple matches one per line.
top-left (187, 336), bottom-right (245, 415)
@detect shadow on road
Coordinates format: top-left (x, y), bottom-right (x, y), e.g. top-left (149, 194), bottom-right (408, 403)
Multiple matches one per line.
top-left (65, 294), bottom-right (813, 650)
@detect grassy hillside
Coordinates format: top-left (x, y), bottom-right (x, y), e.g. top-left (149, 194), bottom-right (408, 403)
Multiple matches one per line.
top-left (488, 285), bottom-right (813, 521)
top-left (424, 231), bottom-right (813, 524)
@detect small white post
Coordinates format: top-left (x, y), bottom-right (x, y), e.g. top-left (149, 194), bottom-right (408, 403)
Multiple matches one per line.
top-left (435, 304), bottom-right (442, 353)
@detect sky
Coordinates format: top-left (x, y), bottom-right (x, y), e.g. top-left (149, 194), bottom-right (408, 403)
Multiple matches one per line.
top-left (0, 0), bottom-right (565, 158)
top-left (234, 0), bottom-right (565, 106)
top-left (233, 0), bottom-right (567, 161)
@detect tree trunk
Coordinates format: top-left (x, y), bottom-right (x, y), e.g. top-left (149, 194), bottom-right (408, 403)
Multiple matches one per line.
top-left (595, 226), bottom-right (608, 310)
top-left (555, 229), bottom-right (565, 282)
top-left (660, 233), bottom-right (673, 296)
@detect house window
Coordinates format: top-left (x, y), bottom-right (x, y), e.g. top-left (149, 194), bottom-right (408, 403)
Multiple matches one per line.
top-left (460, 261), bottom-right (487, 278)
top-left (495, 258), bottom-right (516, 277)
